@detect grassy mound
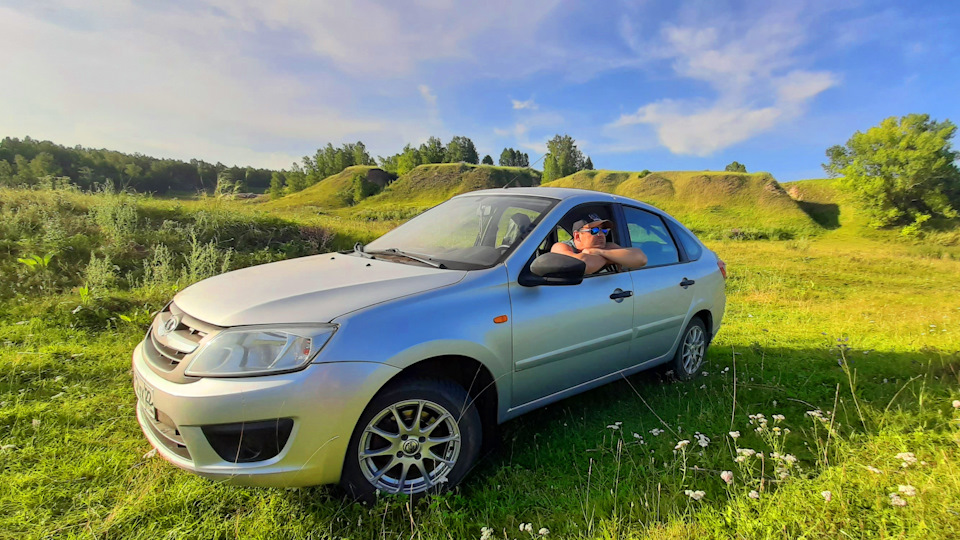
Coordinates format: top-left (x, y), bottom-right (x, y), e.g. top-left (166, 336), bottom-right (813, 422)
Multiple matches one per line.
top-left (546, 170), bottom-right (820, 239)
top-left (263, 166), bottom-right (381, 212)
top-left (365, 163), bottom-right (539, 206)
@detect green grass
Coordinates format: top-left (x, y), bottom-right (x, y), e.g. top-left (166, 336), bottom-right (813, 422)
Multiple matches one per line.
top-left (1, 184), bottom-right (960, 539)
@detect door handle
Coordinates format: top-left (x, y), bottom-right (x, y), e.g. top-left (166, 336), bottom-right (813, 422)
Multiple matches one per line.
top-left (679, 278), bottom-right (695, 288)
top-left (609, 289), bottom-right (633, 302)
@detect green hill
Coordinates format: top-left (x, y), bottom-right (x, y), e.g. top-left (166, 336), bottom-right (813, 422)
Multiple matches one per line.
top-left (266, 163), bottom-right (540, 220)
top-left (546, 170), bottom-right (821, 239)
top-left (263, 166), bottom-right (381, 212)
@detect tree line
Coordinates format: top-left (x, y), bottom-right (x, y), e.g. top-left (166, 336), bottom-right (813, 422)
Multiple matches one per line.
top-left (0, 136), bottom-right (275, 194)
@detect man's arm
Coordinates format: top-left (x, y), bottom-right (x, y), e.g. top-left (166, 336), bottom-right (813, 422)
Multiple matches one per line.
top-left (550, 242), bottom-right (608, 274)
top-left (582, 243), bottom-right (647, 270)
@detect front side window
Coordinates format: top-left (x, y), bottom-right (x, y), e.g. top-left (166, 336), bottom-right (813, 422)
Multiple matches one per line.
top-left (622, 206), bottom-right (680, 267)
top-left (366, 195), bottom-right (555, 269)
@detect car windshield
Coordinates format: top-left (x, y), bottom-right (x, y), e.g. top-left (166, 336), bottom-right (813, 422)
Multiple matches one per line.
top-left (364, 194), bottom-right (556, 270)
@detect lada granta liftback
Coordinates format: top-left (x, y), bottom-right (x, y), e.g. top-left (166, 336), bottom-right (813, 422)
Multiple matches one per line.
top-left (132, 187), bottom-right (726, 500)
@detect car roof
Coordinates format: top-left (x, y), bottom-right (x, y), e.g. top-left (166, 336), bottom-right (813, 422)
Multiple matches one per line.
top-left (456, 186), bottom-right (664, 215)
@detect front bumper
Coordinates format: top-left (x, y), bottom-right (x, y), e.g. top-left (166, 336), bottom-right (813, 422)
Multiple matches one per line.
top-left (132, 342), bottom-right (400, 487)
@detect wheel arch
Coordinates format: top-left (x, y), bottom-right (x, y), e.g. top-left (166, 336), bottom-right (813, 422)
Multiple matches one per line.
top-left (369, 355), bottom-right (500, 455)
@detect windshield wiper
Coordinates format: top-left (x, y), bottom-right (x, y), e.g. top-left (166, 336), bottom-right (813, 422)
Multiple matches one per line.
top-left (351, 242), bottom-right (374, 259)
top-left (367, 248), bottom-right (446, 269)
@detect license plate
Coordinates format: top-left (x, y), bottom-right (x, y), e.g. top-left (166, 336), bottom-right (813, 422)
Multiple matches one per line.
top-left (134, 374), bottom-right (157, 420)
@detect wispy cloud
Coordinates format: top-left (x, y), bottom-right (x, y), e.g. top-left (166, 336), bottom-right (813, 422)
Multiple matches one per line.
top-left (609, 4), bottom-right (839, 156)
top-left (419, 85), bottom-right (438, 107)
top-left (511, 98), bottom-right (538, 110)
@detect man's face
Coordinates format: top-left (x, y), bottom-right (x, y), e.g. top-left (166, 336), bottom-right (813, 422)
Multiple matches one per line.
top-left (573, 221), bottom-right (609, 250)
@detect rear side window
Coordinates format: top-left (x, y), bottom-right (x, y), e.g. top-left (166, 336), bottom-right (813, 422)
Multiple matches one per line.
top-left (673, 225), bottom-right (703, 261)
top-left (622, 207), bottom-right (680, 267)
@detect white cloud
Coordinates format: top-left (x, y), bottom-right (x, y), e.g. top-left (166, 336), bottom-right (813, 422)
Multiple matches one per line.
top-left (512, 99), bottom-right (538, 110)
top-left (609, 4), bottom-right (839, 156)
top-left (419, 85), bottom-right (438, 107)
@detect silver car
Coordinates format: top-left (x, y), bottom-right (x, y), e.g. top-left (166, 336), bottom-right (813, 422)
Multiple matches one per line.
top-left (132, 187), bottom-right (726, 499)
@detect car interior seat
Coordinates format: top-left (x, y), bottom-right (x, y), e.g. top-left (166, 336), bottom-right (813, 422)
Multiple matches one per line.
top-left (500, 213), bottom-right (533, 248)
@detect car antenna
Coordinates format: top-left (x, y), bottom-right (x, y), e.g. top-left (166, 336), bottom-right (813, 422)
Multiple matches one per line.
top-left (502, 152), bottom-right (547, 189)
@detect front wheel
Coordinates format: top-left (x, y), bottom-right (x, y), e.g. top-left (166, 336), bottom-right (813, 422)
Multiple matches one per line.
top-left (340, 378), bottom-right (482, 502)
top-left (670, 318), bottom-right (708, 380)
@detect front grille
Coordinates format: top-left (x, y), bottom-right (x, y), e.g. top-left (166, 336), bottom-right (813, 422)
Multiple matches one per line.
top-left (144, 302), bottom-right (222, 373)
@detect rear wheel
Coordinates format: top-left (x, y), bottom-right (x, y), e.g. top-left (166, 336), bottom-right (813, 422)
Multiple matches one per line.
top-left (340, 378), bottom-right (482, 502)
top-left (670, 318), bottom-right (708, 381)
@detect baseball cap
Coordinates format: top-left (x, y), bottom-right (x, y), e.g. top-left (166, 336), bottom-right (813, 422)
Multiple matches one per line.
top-left (572, 213), bottom-right (613, 233)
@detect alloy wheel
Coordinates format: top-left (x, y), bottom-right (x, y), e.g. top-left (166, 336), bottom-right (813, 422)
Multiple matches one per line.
top-left (357, 399), bottom-right (462, 494)
top-left (681, 325), bottom-right (705, 375)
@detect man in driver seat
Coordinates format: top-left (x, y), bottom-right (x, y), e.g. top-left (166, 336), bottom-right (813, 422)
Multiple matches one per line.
top-left (551, 214), bottom-right (648, 274)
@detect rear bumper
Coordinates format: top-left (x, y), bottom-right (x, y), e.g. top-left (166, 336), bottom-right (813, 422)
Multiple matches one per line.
top-left (132, 342), bottom-right (400, 487)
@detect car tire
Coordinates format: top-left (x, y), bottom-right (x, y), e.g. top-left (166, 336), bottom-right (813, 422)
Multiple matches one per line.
top-left (340, 377), bottom-right (482, 503)
top-left (669, 317), bottom-right (708, 381)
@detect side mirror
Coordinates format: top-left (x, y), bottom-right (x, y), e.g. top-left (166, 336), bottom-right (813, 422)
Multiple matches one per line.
top-left (519, 253), bottom-right (586, 286)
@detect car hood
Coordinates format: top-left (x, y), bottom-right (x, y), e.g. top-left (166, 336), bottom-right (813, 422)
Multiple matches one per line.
top-left (173, 253), bottom-right (467, 327)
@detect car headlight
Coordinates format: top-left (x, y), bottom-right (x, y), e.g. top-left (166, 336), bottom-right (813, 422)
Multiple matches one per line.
top-left (184, 325), bottom-right (337, 378)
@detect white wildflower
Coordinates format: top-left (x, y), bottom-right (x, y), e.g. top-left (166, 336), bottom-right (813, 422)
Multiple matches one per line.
top-left (784, 428), bottom-right (791, 435)
top-left (772, 427), bottom-right (781, 433)
top-left (538, 528), bottom-right (550, 536)
top-left (729, 431), bottom-right (740, 439)
top-left (675, 440), bottom-right (690, 450)
top-left (737, 448), bottom-right (757, 457)
top-left (520, 523), bottom-right (533, 533)
top-left (772, 414), bottom-right (785, 422)
top-left (895, 452), bottom-right (917, 467)
top-left (720, 471), bottom-right (734, 485)
top-left (694, 432), bottom-right (710, 448)
top-left (748, 490), bottom-right (759, 499)
top-left (650, 428), bottom-right (664, 436)
top-left (821, 490), bottom-right (832, 502)
top-left (898, 485), bottom-right (917, 497)
top-left (783, 454), bottom-right (798, 464)
top-left (889, 493), bottom-right (907, 507)
top-left (606, 424), bottom-right (620, 430)
top-left (806, 410), bottom-right (823, 419)
top-left (699, 384), bottom-right (707, 390)
top-left (31, 419), bottom-right (40, 427)
top-left (633, 432), bottom-right (641, 439)
top-left (480, 527), bottom-right (494, 540)
top-left (684, 489), bottom-right (705, 501)
top-left (953, 400), bottom-right (960, 409)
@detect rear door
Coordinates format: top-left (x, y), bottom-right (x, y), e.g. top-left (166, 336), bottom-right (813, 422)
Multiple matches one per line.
top-left (621, 206), bottom-right (694, 363)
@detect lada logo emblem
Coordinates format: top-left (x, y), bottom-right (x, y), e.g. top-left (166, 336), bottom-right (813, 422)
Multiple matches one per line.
top-left (158, 315), bottom-right (180, 336)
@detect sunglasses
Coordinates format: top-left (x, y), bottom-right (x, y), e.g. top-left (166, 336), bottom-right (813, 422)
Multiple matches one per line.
top-left (578, 227), bottom-right (610, 236)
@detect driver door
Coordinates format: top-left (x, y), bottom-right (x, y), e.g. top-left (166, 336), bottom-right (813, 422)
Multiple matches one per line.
top-left (508, 209), bottom-right (635, 407)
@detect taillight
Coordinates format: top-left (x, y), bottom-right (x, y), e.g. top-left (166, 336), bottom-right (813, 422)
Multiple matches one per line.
top-left (717, 259), bottom-right (727, 279)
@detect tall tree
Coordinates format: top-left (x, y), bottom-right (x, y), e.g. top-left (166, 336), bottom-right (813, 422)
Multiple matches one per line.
top-left (397, 145), bottom-right (423, 176)
top-left (268, 171), bottom-right (286, 198)
top-left (824, 113), bottom-right (960, 230)
top-left (481, 154), bottom-right (494, 165)
top-left (445, 136), bottom-right (479, 164)
top-left (542, 134), bottom-right (585, 182)
top-left (584, 156), bottom-right (594, 170)
top-left (419, 137), bottom-right (446, 164)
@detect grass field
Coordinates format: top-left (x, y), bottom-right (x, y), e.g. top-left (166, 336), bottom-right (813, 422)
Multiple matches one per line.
top-left (1, 181), bottom-right (959, 539)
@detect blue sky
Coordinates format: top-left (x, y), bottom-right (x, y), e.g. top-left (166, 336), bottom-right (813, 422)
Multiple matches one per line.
top-left (1, 0), bottom-right (958, 181)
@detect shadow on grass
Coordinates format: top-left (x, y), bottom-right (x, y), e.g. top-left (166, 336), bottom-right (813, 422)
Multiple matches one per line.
top-left (797, 201), bottom-right (841, 229)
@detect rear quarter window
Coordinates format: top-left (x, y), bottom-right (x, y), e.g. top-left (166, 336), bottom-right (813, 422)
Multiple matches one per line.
top-left (674, 226), bottom-right (703, 261)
